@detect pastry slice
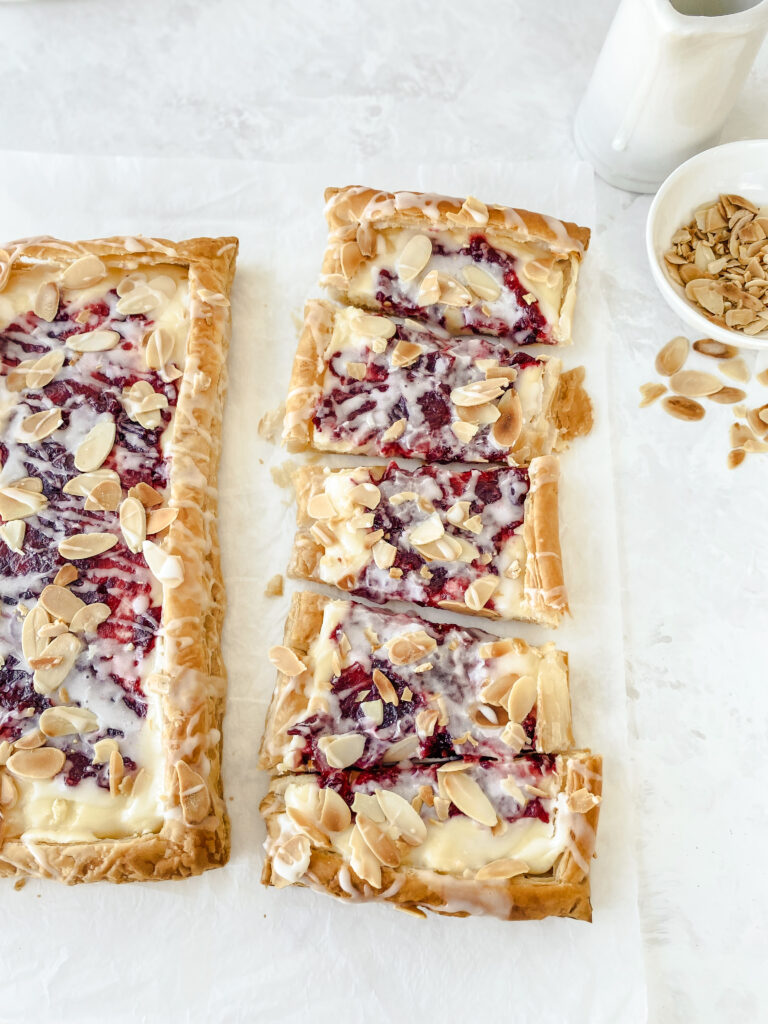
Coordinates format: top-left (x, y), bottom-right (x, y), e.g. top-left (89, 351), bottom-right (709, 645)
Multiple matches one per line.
top-left (260, 593), bottom-right (572, 774)
top-left (282, 301), bottom-right (591, 463)
top-left (0, 234), bottom-right (237, 882)
top-left (320, 185), bottom-right (590, 346)
top-left (288, 458), bottom-right (566, 626)
top-left (260, 752), bottom-right (602, 921)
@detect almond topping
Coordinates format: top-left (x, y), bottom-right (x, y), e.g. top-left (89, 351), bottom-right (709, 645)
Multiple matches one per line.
top-left (144, 327), bottom-right (175, 370)
top-left (66, 329), bottom-right (121, 352)
top-left (692, 338), bottom-right (738, 359)
top-left (381, 735), bottom-right (420, 764)
top-left (397, 234), bottom-right (432, 282)
top-left (268, 645), bottom-right (307, 676)
top-left (507, 674), bottom-right (537, 723)
top-left (21, 604), bottom-right (50, 663)
top-left (669, 370), bottom-right (723, 397)
top-left (128, 482), bottom-right (164, 507)
top-left (39, 584), bottom-right (85, 624)
top-left (661, 395), bottom-right (705, 422)
top-left (307, 492), bottom-right (336, 519)
top-left (92, 738), bottom-right (119, 764)
top-left (317, 733), bottom-right (365, 769)
top-left (13, 728), bottom-right (46, 750)
top-left (63, 468), bottom-right (120, 498)
top-left (375, 789), bottom-right (427, 846)
top-left (60, 255), bottom-right (107, 290)
top-left (417, 269), bottom-right (440, 306)
top-left (74, 418), bottom-right (116, 472)
top-left (349, 482), bottom-right (381, 509)
top-left (18, 408), bottom-right (62, 443)
top-left (53, 564), bottom-right (78, 587)
top-left (32, 633), bottom-right (82, 694)
top-left (346, 361), bottom-right (367, 381)
top-left (25, 349), bottom-right (66, 389)
top-left (356, 814), bottom-right (400, 867)
top-left (39, 705), bottom-right (99, 737)
top-left (58, 532), bottom-right (118, 559)
top-left (567, 788), bottom-right (601, 814)
top-left (6, 747), bottom-right (66, 780)
top-left (0, 521), bottom-right (25, 554)
top-left (391, 340), bottom-right (423, 368)
top-left (655, 336), bottom-right (690, 376)
top-left (350, 312), bottom-right (397, 339)
top-left (349, 822), bottom-right (382, 888)
top-left (451, 419), bottom-right (479, 443)
top-left (372, 539), bottom-right (397, 570)
top-left (451, 378), bottom-right (506, 407)
top-left (319, 788), bottom-right (352, 833)
top-left (461, 263), bottom-right (501, 302)
top-left (387, 630), bottom-right (437, 666)
top-left (709, 386), bottom-right (747, 404)
top-left (68, 602), bottom-right (111, 634)
top-left (360, 699), bottom-right (384, 725)
top-left (84, 479), bottom-right (121, 512)
top-left (33, 282), bottom-right (60, 322)
top-left (0, 483), bottom-right (48, 522)
top-left (142, 540), bottom-right (184, 588)
top-left (500, 721), bottom-right (527, 752)
top-left (373, 668), bottom-right (399, 706)
top-left (475, 857), bottom-right (529, 880)
top-left (442, 770), bottom-right (497, 827)
top-left (381, 418), bottom-right (406, 442)
top-left (145, 507), bottom-right (178, 534)
top-left (273, 834), bottom-right (311, 883)
top-left (119, 497), bottom-right (147, 554)
top-left (0, 772), bottom-right (18, 808)
top-left (492, 388), bottom-right (522, 448)
top-left (408, 514), bottom-right (444, 546)
top-left (176, 761), bottom-right (211, 823)
top-left (464, 575), bottom-right (499, 611)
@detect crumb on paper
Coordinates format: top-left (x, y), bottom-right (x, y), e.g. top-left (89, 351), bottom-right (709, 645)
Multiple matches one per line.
top-left (13, 878), bottom-right (26, 891)
top-left (270, 459), bottom-right (299, 489)
top-left (265, 574), bottom-right (284, 598)
top-left (257, 405), bottom-right (284, 443)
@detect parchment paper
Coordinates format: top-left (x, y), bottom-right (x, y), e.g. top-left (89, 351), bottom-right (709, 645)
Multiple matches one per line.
top-left (0, 153), bottom-right (646, 1024)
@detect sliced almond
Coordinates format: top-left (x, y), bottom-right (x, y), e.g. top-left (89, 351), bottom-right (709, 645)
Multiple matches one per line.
top-left (356, 814), bottom-right (400, 867)
top-left (21, 604), bottom-right (50, 663)
top-left (372, 539), bottom-right (397, 570)
top-left (63, 468), bottom-right (120, 498)
top-left (346, 361), bottom-right (367, 381)
top-left (119, 497), bottom-right (147, 554)
top-left (317, 733), bottom-right (365, 770)
top-left (176, 761), bottom-right (211, 823)
top-left (461, 263), bottom-right (501, 301)
top-left (60, 254), bottom-right (107, 290)
top-left (18, 407), bottom-right (62, 443)
top-left (567, 788), bottom-right (601, 814)
top-left (142, 540), bottom-right (184, 588)
top-left (475, 857), bottom-right (528, 880)
top-left (375, 789), bottom-right (427, 846)
top-left (381, 418), bottom-right (406, 443)
top-left (451, 379), bottom-right (506, 408)
top-left (58, 532), bottom-right (118, 559)
top-left (639, 382), bottom-right (667, 407)
top-left (720, 357), bottom-right (750, 384)
top-left (273, 833), bottom-right (311, 883)
top-left (692, 338), bottom-right (738, 359)
top-left (144, 327), bottom-right (175, 370)
top-left (340, 240), bottom-right (364, 281)
top-left (145, 506), bottom-right (178, 534)
top-left (82, 478), bottom-right (120, 513)
top-left (408, 514), bottom-right (444, 546)
top-left (349, 822), bottom-right (382, 888)
top-left (307, 492), bottom-right (336, 519)
top-left (442, 770), bottom-right (497, 827)
top-left (0, 521), bottom-right (26, 554)
top-left (40, 705), bottom-right (99, 737)
top-left (115, 285), bottom-right (161, 316)
top-left (74, 418), bottom-right (116, 472)
top-left (669, 370), bottom-right (723, 397)
top-left (350, 312), bottom-right (397, 339)
top-left (319, 788), bottom-right (352, 833)
top-left (661, 396), bottom-right (705, 422)
top-left (391, 339), bottom-right (423, 368)
top-left (417, 269), bottom-right (440, 306)
top-left (26, 349), bottom-right (66, 389)
top-left (108, 748), bottom-right (124, 797)
top-left (507, 674), bottom-right (537, 723)
top-left (372, 668), bottom-right (399, 706)
top-left (397, 234), bottom-right (432, 282)
top-left (655, 336), bottom-right (689, 376)
top-left (0, 483), bottom-right (48, 522)
top-left (727, 448), bottom-right (746, 469)
top-left (0, 773), bottom-right (18, 808)
top-left (451, 420), bottom-right (479, 443)
top-left (13, 728), bottom-right (46, 750)
top-left (360, 699), bottom-right (384, 725)
top-left (6, 747), bottom-right (66, 780)
top-left (128, 482), bottom-right (164, 507)
top-left (708, 386), bottom-right (747, 404)
top-left (92, 738), bottom-right (119, 764)
top-left (33, 281), bottom-right (60, 322)
top-left (268, 645), bottom-right (307, 676)
top-left (438, 274), bottom-right (472, 307)
top-left (349, 482), bottom-right (381, 509)
top-left (387, 630), bottom-right (437, 666)
top-left (464, 575), bottom-right (499, 611)
top-left (32, 633), bottom-right (82, 694)
top-left (66, 329), bottom-right (121, 352)
top-left (39, 584), bottom-right (85, 624)
top-left (68, 602), bottom-right (111, 634)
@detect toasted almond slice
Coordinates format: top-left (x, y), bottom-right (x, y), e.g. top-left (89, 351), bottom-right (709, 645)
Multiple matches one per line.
top-left (507, 674), bottom-right (537, 723)
top-left (451, 379), bottom-right (506, 407)
top-left (464, 575), bottom-right (499, 611)
top-left (58, 532), bottom-right (118, 559)
top-left (128, 482), bottom-right (164, 507)
top-left (462, 514), bottom-right (483, 534)
top-left (381, 418), bottom-right (406, 442)
top-left (500, 721), bottom-right (527, 752)
top-left (417, 269), bottom-right (440, 306)
top-left (360, 699), bottom-right (384, 725)
top-left (461, 263), bottom-right (501, 301)
top-left (176, 761), bottom-right (211, 823)
top-left (661, 395), bottom-right (705, 422)
top-left (727, 448), bottom-right (746, 469)
top-left (26, 349), bottom-right (66, 389)
top-left (60, 254), bottom-right (107, 290)
top-left (655, 336), bottom-right (689, 376)
top-left (6, 747), bottom-right (66, 780)
top-left (639, 382), bottom-right (667, 407)
top-left (567, 787), bottom-right (601, 814)
top-left (375, 789), bottom-right (427, 846)
top-left (371, 668), bottom-right (398, 707)
top-left (18, 407), bottom-right (62, 443)
top-left (74, 418), bottom-right (116, 472)
top-left (669, 370), bottom-right (723, 397)
top-left (82, 478), bottom-right (121, 513)
top-left (340, 240), bottom-right (364, 280)
top-left (115, 285), bottom-right (161, 316)
top-left (32, 633), bottom-right (82, 694)
top-left (273, 833), bottom-right (312, 883)
top-left (145, 506), bottom-right (178, 534)
top-left (438, 274), bottom-right (472, 308)
top-left (442, 770), bottom-right (497, 826)
top-left (346, 361), bottom-right (367, 381)
top-left (391, 339), bottom-right (423, 368)
top-left (63, 468), bottom-right (120, 498)
top-left (349, 822), bottom-right (382, 888)
top-left (69, 602), bottom-right (111, 634)
top-left (692, 338), bottom-right (738, 359)
top-left (481, 673), bottom-right (516, 707)
top-left (119, 497), bottom-right (147, 554)
top-left (33, 281), bottom-right (60, 322)
top-left (66, 329), bottom-right (121, 352)
top-left (39, 705), bottom-right (99, 737)
top-left (475, 857), bottom-right (529, 880)
top-left (0, 484), bottom-right (48, 522)
top-left (357, 814), bottom-right (400, 867)
top-left (21, 604), bottom-right (50, 663)
top-left (108, 748), bottom-right (124, 797)
top-left (372, 539), bottom-right (397, 570)
top-left (708, 386), bottom-right (747, 405)
top-left (268, 645), bottom-right (307, 676)
top-left (12, 476), bottom-right (43, 493)
top-left (38, 584), bottom-right (85, 624)
top-left (0, 521), bottom-right (26, 554)
top-left (387, 630), bottom-right (437, 667)
top-left (381, 735), bottom-right (420, 764)
top-left (0, 772), bottom-right (18, 808)
top-left (350, 312), bottom-right (397, 339)
top-left (317, 733), bottom-right (365, 770)
top-left (307, 492), bottom-right (336, 519)
top-left (53, 564), bottom-right (78, 588)
top-left (91, 738), bottom-right (119, 764)
top-left (349, 482), bottom-right (381, 509)
top-left (144, 327), bottom-right (175, 370)
top-left (37, 622), bottom-right (68, 639)
top-left (408, 514), bottom-right (444, 546)
top-left (720, 357), bottom-right (750, 384)
top-left (13, 728), bottom-right (46, 750)
top-left (142, 540), bottom-right (184, 588)
top-left (319, 788), bottom-right (352, 833)
top-left (397, 234), bottom-right (432, 282)
top-left (451, 420), bottom-right (479, 442)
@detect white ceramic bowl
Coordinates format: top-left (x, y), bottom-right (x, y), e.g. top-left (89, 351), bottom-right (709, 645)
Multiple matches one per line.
top-left (646, 139), bottom-right (768, 350)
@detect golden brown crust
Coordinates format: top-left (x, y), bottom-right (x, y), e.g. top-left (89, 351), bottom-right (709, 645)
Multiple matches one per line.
top-left (551, 366), bottom-right (594, 444)
top-left (523, 455), bottom-right (568, 622)
top-left (282, 300), bottom-right (333, 453)
top-left (0, 234), bottom-right (237, 883)
top-left (287, 460), bottom-right (565, 626)
top-left (260, 752), bottom-right (601, 922)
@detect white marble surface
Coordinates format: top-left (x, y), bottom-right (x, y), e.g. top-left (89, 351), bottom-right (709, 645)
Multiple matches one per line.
top-left (1, 1), bottom-right (767, 1022)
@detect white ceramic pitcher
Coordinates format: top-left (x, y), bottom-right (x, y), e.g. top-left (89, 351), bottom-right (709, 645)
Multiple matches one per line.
top-left (574, 0), bottom-right (768, 192)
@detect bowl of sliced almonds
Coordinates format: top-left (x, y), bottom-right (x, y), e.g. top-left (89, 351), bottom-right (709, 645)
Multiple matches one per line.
top-left (646, 139), bottom-right (768, 349)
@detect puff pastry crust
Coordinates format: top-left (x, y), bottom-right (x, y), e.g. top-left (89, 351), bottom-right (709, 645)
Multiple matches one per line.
top-left (260, 751), bottom-right (601, 922)
top-left (283, 300), bottom-right (592, 463)
top-left (287, 458), bottom-right (567, 626)
top-left (320, 186), bottom-right (590, 346)
top-left (0, 234), bottom-right (237, 882)
top-left (261, 592), bottom-right (573, 774)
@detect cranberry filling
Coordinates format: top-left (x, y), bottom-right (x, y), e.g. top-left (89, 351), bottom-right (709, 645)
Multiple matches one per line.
top-left (0, 286), bottom-right (175, 789)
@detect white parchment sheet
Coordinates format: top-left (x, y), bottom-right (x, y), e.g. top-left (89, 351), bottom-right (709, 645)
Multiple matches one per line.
top-left (0, 154), bottom-right (646, 1024)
